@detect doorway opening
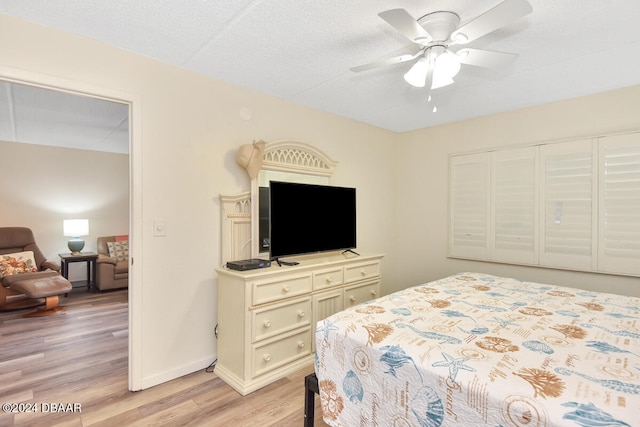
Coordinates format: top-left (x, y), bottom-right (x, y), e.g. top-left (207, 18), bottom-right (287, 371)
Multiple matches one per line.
top-left (0, 73), bottom-right (141, 390)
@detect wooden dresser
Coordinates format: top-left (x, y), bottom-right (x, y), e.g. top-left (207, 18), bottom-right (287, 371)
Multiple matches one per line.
top-left (215, 252), bottom-right (383, 395)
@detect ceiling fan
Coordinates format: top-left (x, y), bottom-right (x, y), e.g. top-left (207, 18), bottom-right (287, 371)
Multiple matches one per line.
top-left (352, 0), bottom-right (532, 91)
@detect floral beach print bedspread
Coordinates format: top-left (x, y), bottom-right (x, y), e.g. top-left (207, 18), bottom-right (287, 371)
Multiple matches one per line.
top-left (315, 272), bottom-right (640, 427)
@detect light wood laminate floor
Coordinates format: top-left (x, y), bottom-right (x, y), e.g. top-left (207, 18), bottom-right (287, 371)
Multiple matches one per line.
top-left (0, 288), bottom-right (327, 426)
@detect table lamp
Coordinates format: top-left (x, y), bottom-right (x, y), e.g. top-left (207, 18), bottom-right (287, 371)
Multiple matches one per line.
top-left (63, 219), bottom-right (89, 254)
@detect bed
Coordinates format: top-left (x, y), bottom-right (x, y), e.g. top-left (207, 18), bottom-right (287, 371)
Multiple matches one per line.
top-left (313, 272), bottom-right (640, 426)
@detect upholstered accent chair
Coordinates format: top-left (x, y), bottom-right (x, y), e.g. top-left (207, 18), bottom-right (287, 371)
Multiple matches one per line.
top-left (96, 235), bottom-right (129, 291)
top-left (0, 227), bottom-right (73, 316)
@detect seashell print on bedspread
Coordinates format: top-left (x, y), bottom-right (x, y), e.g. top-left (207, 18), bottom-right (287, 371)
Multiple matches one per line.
top-left (315, 272), bottom-right (640, 427)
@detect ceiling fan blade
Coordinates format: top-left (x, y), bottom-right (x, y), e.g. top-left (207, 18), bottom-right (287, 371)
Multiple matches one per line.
top-left (378, 9), bottom-right (433, 45)
top-left (451, 0), bottom-right (532, 45)
top-left (350, 50), bottom-right (422, 73)
top-left (454, 48), bottom-right (519, 68)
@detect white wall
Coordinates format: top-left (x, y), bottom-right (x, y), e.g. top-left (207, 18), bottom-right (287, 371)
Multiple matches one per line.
top-left (0, 14), bottom-right (397, 389)
top-left (396, 85), bottom-right (640, 298)
top-left (0, 140), bottom-right (129, 281)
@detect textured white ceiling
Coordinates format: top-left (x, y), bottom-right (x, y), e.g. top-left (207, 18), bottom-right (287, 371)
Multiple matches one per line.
top-left (0, 81), bottom-right (130, 153)
top-left (1, 0), bottom-right (640, 152)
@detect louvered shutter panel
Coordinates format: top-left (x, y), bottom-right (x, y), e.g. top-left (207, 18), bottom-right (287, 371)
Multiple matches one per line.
top-left (598, 133), bottom-right (640, 275)
top-left (539, 140), bottom-right (596, 270)
top-left (491, 147), bottom-right (537, 264)
top-left (449, 153), bottom-right (490, 259)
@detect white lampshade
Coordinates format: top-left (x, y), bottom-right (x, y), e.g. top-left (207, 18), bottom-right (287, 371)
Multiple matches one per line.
top-left (403, 57), bottom-right (430, 88)
top-left (64, 219), bottom-right (89, 237)
top-left (432, 51), bottom-right (461, 89)
top-left (64, 219), bottom-right (89, 254)
top-left (404, 48), bottom-right (461, 90)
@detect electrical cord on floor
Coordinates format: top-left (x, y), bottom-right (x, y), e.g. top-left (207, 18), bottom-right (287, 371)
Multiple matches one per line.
top-left (205, 358), bottom-right (217, 373)
top-left (205, 323), bottom-right (219, 373)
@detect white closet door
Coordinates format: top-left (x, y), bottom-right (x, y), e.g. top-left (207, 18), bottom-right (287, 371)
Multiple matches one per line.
top-left (539, 139), bottom-right (596, 270)
top-left (491, 147), bottom-right (538, 264)
top-left (598, 133), bottom-right (640, 275)
top-left (449, 153), bottom-right (490, 259)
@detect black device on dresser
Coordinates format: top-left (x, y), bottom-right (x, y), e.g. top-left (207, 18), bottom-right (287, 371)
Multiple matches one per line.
top-left (226, 258), bottom-right (271, 271)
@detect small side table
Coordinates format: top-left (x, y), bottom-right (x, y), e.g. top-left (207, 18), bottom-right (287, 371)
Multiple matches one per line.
top-left (59, 252), bottom-right (99, 291)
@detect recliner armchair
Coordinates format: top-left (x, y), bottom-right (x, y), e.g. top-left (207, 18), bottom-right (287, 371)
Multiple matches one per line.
top-left (0, 227), bottom-right (72, 316)
top-left (96, 235), bottom-right (129, 290)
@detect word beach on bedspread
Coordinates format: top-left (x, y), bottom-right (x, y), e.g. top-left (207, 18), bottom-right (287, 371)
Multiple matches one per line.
top-left (315, 272), bottom-right (640, 427)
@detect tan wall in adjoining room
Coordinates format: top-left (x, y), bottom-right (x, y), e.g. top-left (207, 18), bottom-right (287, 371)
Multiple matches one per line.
top-left (0, 140), bottom-right (129, 281)
top-left (395, 85), bottom-right (640, 298)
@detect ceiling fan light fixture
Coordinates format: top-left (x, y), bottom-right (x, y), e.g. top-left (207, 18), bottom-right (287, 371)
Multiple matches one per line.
top-left (404, 57), bottom-right (429, 87)
top-left (436, 51), bottom-right (461, 78)
top-left (431, 51), bottom-right (460, 88)
top-left (431, 75), bottom-right (455, 89)
top-left (371, 0), bottom-right (531, 91)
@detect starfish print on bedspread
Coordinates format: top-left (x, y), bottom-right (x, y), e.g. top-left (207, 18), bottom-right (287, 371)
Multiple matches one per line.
top-left (432, 352), bottom-right (476, 382)
top-left (316, 318), bottom-right (339, 343)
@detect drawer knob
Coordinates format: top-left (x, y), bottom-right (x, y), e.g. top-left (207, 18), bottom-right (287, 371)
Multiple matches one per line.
top-left (263, 354), bottom-right (271, 362)
top-left (371, 290), bottom-right (377, 296)
top-left (282, 285), bottom-right (290, 293)
top-left (297, 310), bottom-right (305, 318)
top-left (263, 320), bottom-right (271, 328)
top-left (350, 295), bottom-right (357, 302)
top-left (326, 276), bottom-right (333, 283)
top-left (297, 341), bottom-right (305, 348)
top-left (360, 269), bottom-right (366, 276)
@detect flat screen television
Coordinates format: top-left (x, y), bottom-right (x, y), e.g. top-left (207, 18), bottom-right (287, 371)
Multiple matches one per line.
top-left (269, 181), bottom-right (356, 260)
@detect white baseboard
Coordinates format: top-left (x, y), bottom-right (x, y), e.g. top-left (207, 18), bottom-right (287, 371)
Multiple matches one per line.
top-left (140, 355), bottom-right (216, 390)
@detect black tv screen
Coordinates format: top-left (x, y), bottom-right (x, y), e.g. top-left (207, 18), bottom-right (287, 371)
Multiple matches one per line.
top-left (269, 181), bottom-right (356, 259)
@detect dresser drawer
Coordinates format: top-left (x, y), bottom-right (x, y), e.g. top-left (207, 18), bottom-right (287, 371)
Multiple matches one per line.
top-left (252, 274), bottom-right (312, 305)
top-left (252, 328), bottom-right (311, 377)
top-left (252, 297), bottom-right (311, 342)
top-left (312, 266), bottom-right (343, 290)
top-left (344, 261), bottom-right (380, 283)
top-left (344, 280), bottom-right (380, 308)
